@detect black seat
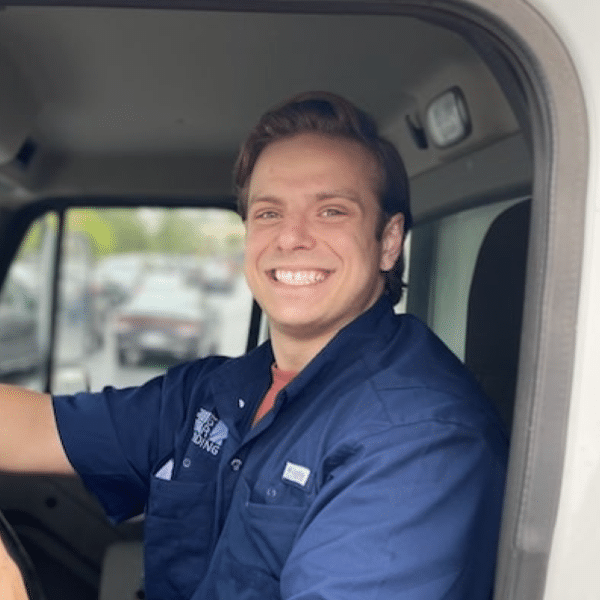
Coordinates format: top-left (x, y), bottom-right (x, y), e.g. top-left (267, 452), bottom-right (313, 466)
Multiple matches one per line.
top-left (465, 199), bottom-right (531, 431)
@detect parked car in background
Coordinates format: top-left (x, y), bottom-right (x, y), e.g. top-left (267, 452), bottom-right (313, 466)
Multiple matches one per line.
top-left (200, 258), bottom-right (236, 293)
top-left (89, 253), bottom-right (145, 340)
top-left (91, 254), bottom-right (142, 308)
top-left (113, 273), bottom-right (219, 366)
top-left (0, 274), bottom-right (40, 376)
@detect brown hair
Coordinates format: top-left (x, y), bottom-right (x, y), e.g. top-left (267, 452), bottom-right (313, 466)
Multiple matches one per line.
top-left (234, 91), bottom-right (412, 304)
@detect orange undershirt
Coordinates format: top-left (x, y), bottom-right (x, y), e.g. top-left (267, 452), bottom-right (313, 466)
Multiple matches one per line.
top-left (252, 364), bottom-right (298, 426)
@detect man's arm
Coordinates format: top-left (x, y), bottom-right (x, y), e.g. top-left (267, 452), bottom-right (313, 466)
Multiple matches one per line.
top-left (0, 384), bottom-right (74, 475)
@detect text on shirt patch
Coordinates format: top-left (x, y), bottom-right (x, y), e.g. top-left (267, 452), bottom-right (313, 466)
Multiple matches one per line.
top-left (192, 408), bottom-right (229, 456)
top-left (282, 461), bottom-right (311, 487)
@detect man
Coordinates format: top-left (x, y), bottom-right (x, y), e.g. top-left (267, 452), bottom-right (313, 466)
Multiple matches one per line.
top-left (0, 91), bottom-right (508, 599)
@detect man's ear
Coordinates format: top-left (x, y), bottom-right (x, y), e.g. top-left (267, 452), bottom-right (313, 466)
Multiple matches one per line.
top-left (379, 213), bottom-right (404, 272)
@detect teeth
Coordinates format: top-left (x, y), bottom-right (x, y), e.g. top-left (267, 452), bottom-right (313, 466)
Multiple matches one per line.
top-left (274, 270), bottom-right (328, 285)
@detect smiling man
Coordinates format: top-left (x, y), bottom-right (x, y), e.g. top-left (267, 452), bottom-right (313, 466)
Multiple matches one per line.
top-left (243, 131), bottom-right (403, 370)
top-left (0, 92), bottom-right (508, 600)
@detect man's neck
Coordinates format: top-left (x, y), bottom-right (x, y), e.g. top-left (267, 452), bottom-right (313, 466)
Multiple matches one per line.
top-left (267, 295), bottom-right (387, 372)
top-left (269, 328), bottom-right (337, 373)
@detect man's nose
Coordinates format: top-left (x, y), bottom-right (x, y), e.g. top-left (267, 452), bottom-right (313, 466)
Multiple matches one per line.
top-left (276, 213), bottom-right (316, 251)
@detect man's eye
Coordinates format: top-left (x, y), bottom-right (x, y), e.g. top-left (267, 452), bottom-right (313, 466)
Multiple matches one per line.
top-left (320, 207), bottom-right (347, 217)
top-left (255, 210), bottom-right (280, 220)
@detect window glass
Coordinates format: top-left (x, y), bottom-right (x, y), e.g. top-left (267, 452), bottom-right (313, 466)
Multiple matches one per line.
top-left (55, 207), bottom-right (251, 392)
top-left (407, 198), bottom-right (524, 360)
top-left (0, 213), bottom-right (58, 391)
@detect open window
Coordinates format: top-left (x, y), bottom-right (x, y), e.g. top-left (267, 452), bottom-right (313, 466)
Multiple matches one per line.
top-left (1, 205), bottom-right (252, 394)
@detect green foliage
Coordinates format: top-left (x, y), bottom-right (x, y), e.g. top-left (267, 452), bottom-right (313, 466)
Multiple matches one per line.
top-left (19, 207), bottom-right (246, 262)
top-left (16, 213), bottom-right (57, 259)
top-left (149, 209), bottom-right (198, 254)
top-left (68, 209), bottom-right (151, 257)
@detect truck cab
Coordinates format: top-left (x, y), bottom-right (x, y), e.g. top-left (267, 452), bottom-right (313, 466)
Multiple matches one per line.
top-left (0, 1), bottom-right (597, 599)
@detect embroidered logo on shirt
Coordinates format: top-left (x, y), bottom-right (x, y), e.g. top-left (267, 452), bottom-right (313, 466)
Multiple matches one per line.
top-left (192, 408), bottom-right (229, 456)
top-left (282, 461), bottom-right (311, 487)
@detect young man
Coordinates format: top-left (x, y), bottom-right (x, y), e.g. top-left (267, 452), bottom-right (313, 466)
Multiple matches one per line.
top-left (0, 92), bottom-right (508, 600)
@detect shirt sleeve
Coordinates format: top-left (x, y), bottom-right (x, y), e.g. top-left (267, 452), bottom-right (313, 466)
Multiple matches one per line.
top-left (52, 359), bottom-right (218, 522)
top-left (280, 418), bottom-right (507, 600)
top-left (52, 377), bottom-right (166, 521)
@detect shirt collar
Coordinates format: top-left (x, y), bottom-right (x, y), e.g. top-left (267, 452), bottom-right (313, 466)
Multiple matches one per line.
top-left (211, 294), bottom-right (397, 417)
top-left (282, 294), bottom-right (396, 401)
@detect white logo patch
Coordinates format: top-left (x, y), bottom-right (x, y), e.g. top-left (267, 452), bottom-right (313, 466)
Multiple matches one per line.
top-left (282, 462), bottom-right (311, 487)
top-left (192, 408), bottom-right (229, 456)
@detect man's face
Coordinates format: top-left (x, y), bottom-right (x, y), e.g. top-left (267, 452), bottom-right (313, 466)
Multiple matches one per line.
top-left (244, 132), bottom-right (403, 346)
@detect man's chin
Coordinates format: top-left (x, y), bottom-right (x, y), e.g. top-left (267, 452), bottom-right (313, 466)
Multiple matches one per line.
top-left (270, 313), bottom-right (332, 341)
top-left (268, 307), bottom-right (356, 344)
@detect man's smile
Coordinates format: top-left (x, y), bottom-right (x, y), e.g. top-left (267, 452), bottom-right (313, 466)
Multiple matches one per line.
top-left (269, 269), bottom-right (332, 286)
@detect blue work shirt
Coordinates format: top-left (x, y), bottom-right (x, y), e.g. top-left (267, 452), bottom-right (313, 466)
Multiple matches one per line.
top-left (54, 296), bottom-right (508, 600)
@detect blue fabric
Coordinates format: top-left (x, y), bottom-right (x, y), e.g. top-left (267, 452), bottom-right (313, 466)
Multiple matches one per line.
top-left (53, 296), bottom-right (508, 600)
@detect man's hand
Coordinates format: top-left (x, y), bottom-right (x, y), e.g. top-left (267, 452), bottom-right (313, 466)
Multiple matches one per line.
top-left (0, 536), bottom-right (30, 600)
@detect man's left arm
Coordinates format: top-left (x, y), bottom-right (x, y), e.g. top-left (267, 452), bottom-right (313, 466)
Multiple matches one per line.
top-left (280, 419), bottom-right (507, 599)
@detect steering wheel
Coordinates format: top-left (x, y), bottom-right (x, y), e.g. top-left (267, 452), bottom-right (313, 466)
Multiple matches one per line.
top-left (0, 509), bottom-right (45, 600)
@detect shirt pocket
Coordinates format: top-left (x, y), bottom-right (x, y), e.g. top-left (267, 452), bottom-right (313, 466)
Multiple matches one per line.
top-left (144, 476), bottom-right (216, 600)
top-left (228, 477), bottom-right (308, 577)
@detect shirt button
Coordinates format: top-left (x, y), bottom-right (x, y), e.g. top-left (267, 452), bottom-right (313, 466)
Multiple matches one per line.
top-left (230, 458), bottom-right (243, 471)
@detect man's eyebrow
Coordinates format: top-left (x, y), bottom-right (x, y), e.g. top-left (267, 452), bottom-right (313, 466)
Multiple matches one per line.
top-left (315, 189), bottom-right (363, 204)
top-left (249, 189), bottom-right (363, 206)
top-left (248, 195), bottom-right (284, 207)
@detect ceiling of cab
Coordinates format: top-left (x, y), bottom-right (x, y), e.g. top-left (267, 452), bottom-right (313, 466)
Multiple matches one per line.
top-left (0, 5), bottom-right (519, 200)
